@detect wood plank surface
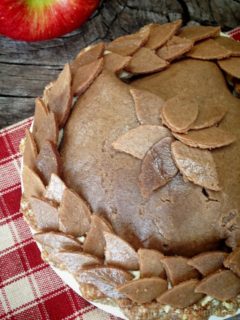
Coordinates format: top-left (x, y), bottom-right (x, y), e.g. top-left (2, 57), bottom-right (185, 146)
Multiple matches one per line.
top-left (0, 0), bottom-right (239, 129)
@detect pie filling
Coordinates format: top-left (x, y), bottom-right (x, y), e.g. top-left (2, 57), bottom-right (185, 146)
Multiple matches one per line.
top-left (20, 20), bottom-right (240, 320)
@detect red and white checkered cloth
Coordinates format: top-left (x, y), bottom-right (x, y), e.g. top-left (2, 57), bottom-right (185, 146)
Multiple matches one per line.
top-left (228, 27), bottom-right (240, 41)
top-left (0, 29), bottom-right (239, 320)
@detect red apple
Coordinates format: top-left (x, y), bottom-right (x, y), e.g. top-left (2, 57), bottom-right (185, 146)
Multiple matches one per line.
top-left (0, 0), bottom-right (100, 41)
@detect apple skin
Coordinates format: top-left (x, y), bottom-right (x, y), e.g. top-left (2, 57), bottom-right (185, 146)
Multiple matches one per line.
top-left (0, 0), bottom-right (100, 41)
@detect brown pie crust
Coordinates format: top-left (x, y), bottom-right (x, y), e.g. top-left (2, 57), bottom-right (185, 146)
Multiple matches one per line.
top-left (20, 21), bottom-right (240, 320)
top-left (178, 25), bottom-right (220, 43)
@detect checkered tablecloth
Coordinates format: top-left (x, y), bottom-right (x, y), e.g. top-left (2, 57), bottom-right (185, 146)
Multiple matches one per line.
top-left (228, 27), bottom-right (240, 41)
top-left (0, 29), bottom-right (239, 320)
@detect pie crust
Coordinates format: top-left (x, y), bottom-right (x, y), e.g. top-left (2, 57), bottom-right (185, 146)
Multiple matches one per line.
top-left (20, 21), bottom-right (240, 320)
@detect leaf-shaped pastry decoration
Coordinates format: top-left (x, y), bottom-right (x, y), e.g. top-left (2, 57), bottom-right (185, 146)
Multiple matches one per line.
top-left (35, 141), bottom-right (62, 185)
top-left (44, 173), bottom-right (67, 203)
top-left (171, 141), bottom-right (220, 191)
top-left (139, 137), bottom-right (178, 198)
top-left (104, 232), bottom-right (139, 270)
top-left (112, 125), bottom-right (170, 159)
top-left (157, 36), bottom-right (193, 61)
top-left (138, 248), bottom-right (166, 278)
top-left (172, 127), bottom-right (236, 149)
top-left (161, 256), bottom-right (199, 286)
top-left (125, 48), bottom-right (169, 74)
top-left (190, 100), bottom-right (228, 130)
top-left (215, 36), bottom-right (240, 57)
top-left (145, 20), bottom-right (182, 50)
top-left (34, 231), bottom-right (81, 250)
top-left (76, 266), bottom-right (133, 299)
top-left (161, 93), bottom-right (199, 133)
top-left (22, 165), bottom-right (45, 200)
top-left (32, 99), bottom-right (58, 151)
top-left (29, 197), bottom-right (59, 231)
top-left (23, 129), bottom-right (38, 171)
top-left (195, 270), bottom-right (240, 301)
top-left (117, 278), bottom-right (167, 303)
top-left (186, 39), bottom-right (231, 60)
top-left (71, 42), bottom-right (105, 75)
top-left (106, 26), bottom-right (150, 56)
top-left (104, 52), bottom-right (131, 74)
top-left (32, 97), bottom-right (48, 138)
top-left (72, 58), bottom-right (104, 96)
top-left (188, 251), bottom-right (227, 276)
top-left (83, 215), bottom-right (113, 258)
top-left (178, 25), bottom-right (220, 43)
top-left (157, 279), bottom-right (204, 308)
top-left (218, 57), bottom-right (240, 79)
top-left (130, 88), bottom-right (164, 125)
top-left (49, 250), bottom-right (102, 274)
top-left (59, 188), bottom-right (91, 237)
top-left (43, 64), bottom-right (72, 127)
top-left (223, 247), bottom-right (240, 277)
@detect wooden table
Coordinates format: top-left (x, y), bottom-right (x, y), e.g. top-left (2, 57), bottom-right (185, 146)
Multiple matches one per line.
top-left (0, 0), bottom-right (239, 129)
